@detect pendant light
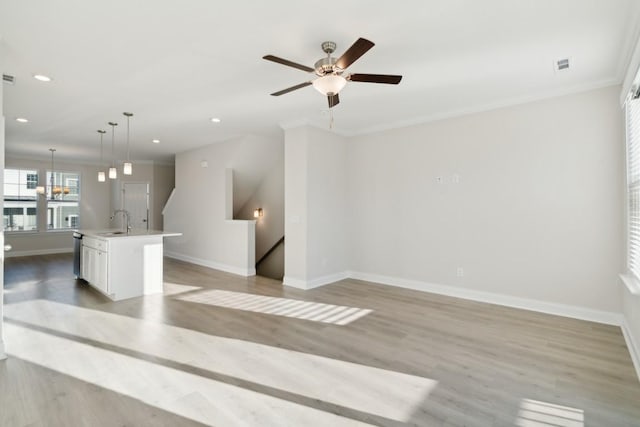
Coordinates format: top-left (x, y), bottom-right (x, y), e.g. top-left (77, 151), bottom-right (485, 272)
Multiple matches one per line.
top-left (97, 129), bottom-right (106, 182)
top-left (108, 121), bottom-right (118, 179)
top-left (123, 112), bottom-right (133, 175)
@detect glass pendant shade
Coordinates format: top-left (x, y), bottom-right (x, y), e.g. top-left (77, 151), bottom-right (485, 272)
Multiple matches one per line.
top-left (312, 75), bottom-right (347, 95)
top-left (123, 162), bottom-right (132, 175)
top-left (98, 171), bottom-right (106, 182)
top-left (109, 167), bottom-right (117, 179)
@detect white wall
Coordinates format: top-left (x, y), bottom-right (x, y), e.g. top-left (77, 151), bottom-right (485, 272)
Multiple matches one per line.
top-left (347, 85), bottom-right (625, 316)
top-left (5, 156), bottom-right (112, 256)
top-left (284, 126), bottom-right (348, 288)
top-left (163, 134), bottom-right (281, 276)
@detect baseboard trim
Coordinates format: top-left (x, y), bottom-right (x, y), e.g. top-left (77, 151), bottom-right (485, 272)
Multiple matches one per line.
top-left (622, 318), bottom-right (640, 382)
top-left (5, 248), bottom-right (73, 258)
top-left (165, 251), bottom-right (256, 277)
top-left (283, 271), bottom-right (350, 290)
top-left (348, 271), bottom-right (622, 326)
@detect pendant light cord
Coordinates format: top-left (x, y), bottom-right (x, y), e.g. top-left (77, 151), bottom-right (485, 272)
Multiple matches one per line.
top-left (98, 130), bottom-right (104, 166)
top-left (108, 122), bottom-right (118, 167)
top-left (126, 114), bottom-right (130, 162)
top-left (49, 148), bottom-right (56, 200)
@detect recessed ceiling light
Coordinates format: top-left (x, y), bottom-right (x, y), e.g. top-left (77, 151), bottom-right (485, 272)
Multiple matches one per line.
top-left (33, 74), bottom-right (52, 82)
top-left (152, 139), bottom-right (160, 144)
top-left (15, 117), bottom-right (29, 123)
top-left (211, 117), bottom-right (221, 123)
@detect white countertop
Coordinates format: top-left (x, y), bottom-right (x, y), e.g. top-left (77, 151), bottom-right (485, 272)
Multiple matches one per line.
top-left (76, 229), bottom-right (182, 240)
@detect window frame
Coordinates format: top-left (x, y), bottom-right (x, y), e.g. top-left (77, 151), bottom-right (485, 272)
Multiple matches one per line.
top-left (3, 168), bottom-right (39, 233)
top-left (45, 169), bottom-right (81, 231)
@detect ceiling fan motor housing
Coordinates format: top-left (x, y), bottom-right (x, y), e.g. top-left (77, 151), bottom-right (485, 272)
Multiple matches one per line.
top-left (314, 57), bottom-right (339, 76)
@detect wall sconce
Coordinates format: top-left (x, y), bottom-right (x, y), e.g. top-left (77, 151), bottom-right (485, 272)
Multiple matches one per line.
top-left (36, 186), bottom-right (45, 195)
top-left (253, 208), bottom-right (263, 218)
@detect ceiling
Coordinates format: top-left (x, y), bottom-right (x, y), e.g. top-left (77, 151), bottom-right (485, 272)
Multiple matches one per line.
top-left (1, 0), bottom-right (639, 163)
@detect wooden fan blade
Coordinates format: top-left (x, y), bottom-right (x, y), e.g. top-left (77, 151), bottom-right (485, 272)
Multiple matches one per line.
top-left (328, 93), bottom-right (340, 108)
top-left (349, 73), bottom-right (403, 84)
top-left (270, 81), bottom-right (312, 96)
top-left (263, 55), bottom-right (314, 73)
top-left (335, 38), bottom-right (375, 70)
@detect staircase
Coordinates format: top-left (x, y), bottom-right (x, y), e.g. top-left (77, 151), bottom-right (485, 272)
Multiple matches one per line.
top-left (256, 236), bottom-right (284, 281)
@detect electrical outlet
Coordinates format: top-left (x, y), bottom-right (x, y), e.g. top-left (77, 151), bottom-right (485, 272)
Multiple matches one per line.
top-left (457, 267), bottom-right (464, 277)
top-left (452, 174), bottom-right (460, 184)
top-left (436, 176), bottom-right (443, 184)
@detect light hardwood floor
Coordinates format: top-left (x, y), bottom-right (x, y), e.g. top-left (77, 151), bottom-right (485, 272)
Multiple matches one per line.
top-left (1, 253), bottom-right (639, 426)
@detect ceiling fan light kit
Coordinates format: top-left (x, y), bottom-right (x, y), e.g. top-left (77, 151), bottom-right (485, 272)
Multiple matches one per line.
top-left (263, 37), bottom-right (402, 111)
top-left (312, 75), bottom-right (347, 96)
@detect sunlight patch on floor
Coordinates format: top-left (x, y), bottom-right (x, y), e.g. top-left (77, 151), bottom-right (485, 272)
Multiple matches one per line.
top-left (175, 289), bottom-right (373, 325)
top-left (5, 299), bottom-right (437, 422)
top-left (516, 399), bottom-right (584, 427)
top-left (3, 280), bottom-right (41, 294)
top-left (162, 282), bottom-right (202, 296)
top-left (4, 323), bottom-right (373, 427)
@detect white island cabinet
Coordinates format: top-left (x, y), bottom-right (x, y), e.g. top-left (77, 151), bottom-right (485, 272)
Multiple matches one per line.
top-left (78, 229), bottom-right (181, 301)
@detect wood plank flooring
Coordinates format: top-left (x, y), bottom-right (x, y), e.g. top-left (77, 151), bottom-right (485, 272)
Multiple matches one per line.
top-left (1, 253), bottom-right (639, 426)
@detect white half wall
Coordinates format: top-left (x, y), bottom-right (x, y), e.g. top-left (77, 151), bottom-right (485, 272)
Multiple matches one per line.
top-left (163, 135), bottom-right (280, 277)
top-left (347, 85), bottom-right (625, 314)
top-left (236, 158), bottom-right (285, 278)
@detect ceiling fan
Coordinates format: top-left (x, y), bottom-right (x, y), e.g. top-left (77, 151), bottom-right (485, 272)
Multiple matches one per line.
top-left (263, 37), bottom-right (402, 109)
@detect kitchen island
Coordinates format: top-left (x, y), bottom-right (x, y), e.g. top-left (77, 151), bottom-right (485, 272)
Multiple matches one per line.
top-left (76, 229), bottom-right (181, 301)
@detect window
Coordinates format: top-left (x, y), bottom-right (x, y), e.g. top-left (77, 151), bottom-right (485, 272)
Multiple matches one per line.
top-left (3, 168), bottom-right (38, 231)
top-left (626, 94), bottom-right (640, 279)
top-left (26, 173), bottom-right (38, 189)
top-left (46, 171), bottom-right (80, 230)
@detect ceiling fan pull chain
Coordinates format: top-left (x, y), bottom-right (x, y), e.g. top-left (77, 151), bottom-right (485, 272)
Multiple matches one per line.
top-left (329, 108), bottom-right (334, 129)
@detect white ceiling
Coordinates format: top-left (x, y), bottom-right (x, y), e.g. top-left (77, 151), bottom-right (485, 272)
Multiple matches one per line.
top-left (1, 0), bottom-right (639, 163)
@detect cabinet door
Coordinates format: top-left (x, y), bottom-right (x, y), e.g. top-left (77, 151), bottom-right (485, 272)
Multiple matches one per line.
top-left (95, 250), bottom-right (108, 294)
top-left (82, 246), bottom-right (95, 285)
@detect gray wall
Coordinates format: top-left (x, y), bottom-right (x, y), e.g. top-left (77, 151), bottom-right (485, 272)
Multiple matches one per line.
top-left (110, 162), bottom-right (175, 231)
top-left (164, 134), bottom-right (283, 276)
top-left (347, 85), bottom-right (625, 313)
top-left (5, 158), bottom-right (175, 255)
top-left (153, 164), bottom-right (175, 230)
top-left (284, 126), bottom-right (348, 288)
top-left (5, 157), bottom-right (112, 255)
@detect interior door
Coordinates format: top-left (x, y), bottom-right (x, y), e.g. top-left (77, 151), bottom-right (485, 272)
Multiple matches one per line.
top-left (123, 182), bottom-right (149, 230)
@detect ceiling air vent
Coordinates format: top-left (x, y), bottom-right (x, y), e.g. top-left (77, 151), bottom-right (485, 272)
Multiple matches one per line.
top-left (555, 58), bottom-right (570, 72)
top-left (2, 74), bottom-right (15, 84)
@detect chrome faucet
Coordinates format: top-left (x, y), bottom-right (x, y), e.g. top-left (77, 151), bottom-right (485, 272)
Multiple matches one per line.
top-left (110, 209), bottom-right (132, 234)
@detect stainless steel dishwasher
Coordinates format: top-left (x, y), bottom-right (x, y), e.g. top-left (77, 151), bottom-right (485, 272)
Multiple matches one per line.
top-left (73, 231), bottom-right (83, 279)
